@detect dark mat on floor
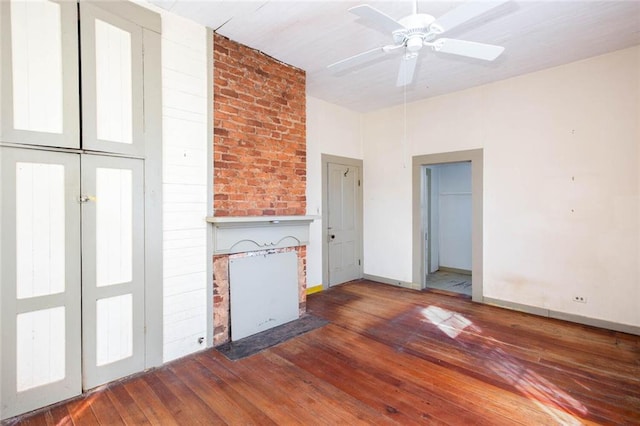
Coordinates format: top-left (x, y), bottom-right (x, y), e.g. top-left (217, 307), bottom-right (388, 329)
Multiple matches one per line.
top-left (216, 315), bottom-right (329, 361)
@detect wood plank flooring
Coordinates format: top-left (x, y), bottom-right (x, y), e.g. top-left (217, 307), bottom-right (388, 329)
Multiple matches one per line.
top-left (6, 280), bottom-right (640, 425)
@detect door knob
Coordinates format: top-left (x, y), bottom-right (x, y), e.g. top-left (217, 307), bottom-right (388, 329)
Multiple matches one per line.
top-left (330, 234), bottom-right (336, 239)
top-left (78, 195), bottom-right (97, 203)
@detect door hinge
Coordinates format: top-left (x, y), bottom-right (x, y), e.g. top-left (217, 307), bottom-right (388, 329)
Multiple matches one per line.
top-left (358, 179), bottom-right (361, 187)
top-left (358, 259), bottom-right (361, 266)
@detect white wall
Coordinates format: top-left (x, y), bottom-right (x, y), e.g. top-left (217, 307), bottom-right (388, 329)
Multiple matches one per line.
top-left (363, 46), bottom-right (640, 328)
top-left (438, 162), bottom-right (472, 271)
top-left (306, 96), bottom-right (363, 287)
top-left (362, 108), bottom-right (413, 282)
top-left (160, 12), bottom-right (209, 362)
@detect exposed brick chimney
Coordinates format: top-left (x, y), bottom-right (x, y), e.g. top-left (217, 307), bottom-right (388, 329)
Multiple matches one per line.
top-left (213, 33), bottom-right (306, 217)
top-left (212, 34), bottom-right (307, 345)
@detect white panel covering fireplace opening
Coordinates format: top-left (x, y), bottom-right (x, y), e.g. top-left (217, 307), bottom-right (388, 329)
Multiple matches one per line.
top-left (229, 251), bottom-right (298, 341)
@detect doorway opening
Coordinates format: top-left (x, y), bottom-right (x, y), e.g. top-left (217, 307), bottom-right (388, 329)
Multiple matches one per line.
top-left (411, 149), bottom-right (483, 302)
top-left (423, 162), bottom-right (472, 297)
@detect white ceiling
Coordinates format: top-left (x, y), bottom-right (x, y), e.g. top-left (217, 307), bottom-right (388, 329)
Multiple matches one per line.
top-left (150, 0), bottom-right (640, 112)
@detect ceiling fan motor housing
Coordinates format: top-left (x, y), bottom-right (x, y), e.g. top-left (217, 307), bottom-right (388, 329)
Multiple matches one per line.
top-left (394, 13), bottom-right (438, 50)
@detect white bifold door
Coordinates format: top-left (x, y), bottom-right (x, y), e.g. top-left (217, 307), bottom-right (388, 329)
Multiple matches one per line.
top-left (81, 155), bottom-right (145, 389)
top-left (0, 148), bottom-right (82, 418)
top-left (1, 0), bottom-right (159, 419)
top-left (0, 149), bottom-right (145, 416)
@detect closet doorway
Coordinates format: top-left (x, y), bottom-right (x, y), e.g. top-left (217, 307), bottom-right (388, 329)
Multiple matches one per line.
top-left (412, 149), bottom-right (483, 302)
top-left (423, 162), bottom-right (472, 297)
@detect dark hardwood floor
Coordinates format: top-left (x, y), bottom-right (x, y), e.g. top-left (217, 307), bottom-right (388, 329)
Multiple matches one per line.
top-left (7, 280), bottom-right (640, 425)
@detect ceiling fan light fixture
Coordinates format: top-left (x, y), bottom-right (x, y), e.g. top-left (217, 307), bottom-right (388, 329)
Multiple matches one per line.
top-left (406, 36), bottom-right (423, 52)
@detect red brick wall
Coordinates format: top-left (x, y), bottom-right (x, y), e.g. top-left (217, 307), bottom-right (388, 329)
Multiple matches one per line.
top-left (213, 34), bottom-right (306, 217)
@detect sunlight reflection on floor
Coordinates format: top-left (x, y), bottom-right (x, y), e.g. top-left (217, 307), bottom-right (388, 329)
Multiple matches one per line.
top-left (56, 391), bottom-right (99, 426)
top-left (421, 305), bottom-right (589, 424)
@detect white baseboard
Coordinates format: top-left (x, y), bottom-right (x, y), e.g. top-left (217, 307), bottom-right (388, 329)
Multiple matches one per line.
top-left (362, 274), bottom-right (421, 291)
top-left (484, 297), bottom-right (640, 336)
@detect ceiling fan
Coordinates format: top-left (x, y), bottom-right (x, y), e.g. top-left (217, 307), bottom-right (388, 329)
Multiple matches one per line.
top-left (328, 0), bottom-right (509, 86)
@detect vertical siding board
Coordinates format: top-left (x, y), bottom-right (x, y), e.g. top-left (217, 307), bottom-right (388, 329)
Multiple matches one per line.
top-left (161, 13), bottom-right (208, 362)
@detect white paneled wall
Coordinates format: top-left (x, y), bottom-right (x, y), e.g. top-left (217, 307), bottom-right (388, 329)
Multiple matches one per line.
top-left (160, 12), bottom-right (208, 362)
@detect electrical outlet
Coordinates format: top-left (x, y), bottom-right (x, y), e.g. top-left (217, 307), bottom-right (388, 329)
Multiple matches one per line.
top-left (572, 296), bottom-right (587, 303)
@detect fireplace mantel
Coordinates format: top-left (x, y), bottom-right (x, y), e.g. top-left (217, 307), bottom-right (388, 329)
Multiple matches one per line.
top-left (206, 215), bottom-right (317, 255)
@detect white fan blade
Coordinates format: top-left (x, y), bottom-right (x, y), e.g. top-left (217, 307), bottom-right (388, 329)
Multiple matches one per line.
top-left (328, 45), bottom-right (401, 73)
top-left (349, 5), bottom-right (405, 34)
top-left (396, 53), bottom-right (418, 87)
top-left (433, 38), bottom-right (504, 61)
top-left (432, 0), bottom-right (509, 34)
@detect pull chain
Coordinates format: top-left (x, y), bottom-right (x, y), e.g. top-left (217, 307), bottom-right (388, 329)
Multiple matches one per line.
top-left (402, 53), bottom-right (408, 169)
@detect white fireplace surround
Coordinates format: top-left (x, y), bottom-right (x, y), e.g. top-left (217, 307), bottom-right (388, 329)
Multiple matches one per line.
top-left (206, 215), bottom-right (316, 255)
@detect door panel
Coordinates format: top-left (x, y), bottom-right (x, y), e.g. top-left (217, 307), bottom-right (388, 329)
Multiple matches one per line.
top-left (327, 163), bottom-right (361, 286)
top-left (0, 0), bottom-right (79, 148)
top-left (96, 294), bottom-right (133, 366)
top-left (95, 167), bottom-right (134, 287)
top-left (17, 307), bottom-right (66, 391)
top-left (16, 162), bottom-right (66, 298)
top-left (81, 155), bottom-right (145, 389)
top-left (94, 19), bottom-right (134, 145)
top-left (80, 3), bottom-right (144, 156)
top-left (0, 148), bottom-right (81, 420)
top-left (11, 0), bottom-right (63, 134)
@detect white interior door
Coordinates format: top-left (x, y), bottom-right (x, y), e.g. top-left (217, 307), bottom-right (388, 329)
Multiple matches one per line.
top-left (0, 148), bottom-right (82, 420)
top-left (81, 155), bottom-right (145, 389)
top-left (327, 162), bottom-right (361, 286)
